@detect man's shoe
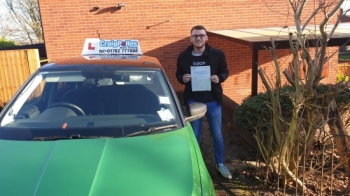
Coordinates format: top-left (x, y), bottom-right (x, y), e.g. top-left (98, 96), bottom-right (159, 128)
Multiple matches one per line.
top-left (216, 163), bottom-right (232, 179)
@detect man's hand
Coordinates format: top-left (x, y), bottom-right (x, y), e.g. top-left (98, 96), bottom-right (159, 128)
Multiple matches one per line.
top-left (183, 74), bottom-right (191, 83)
top-left (211, 75), bottom-right (219, 83)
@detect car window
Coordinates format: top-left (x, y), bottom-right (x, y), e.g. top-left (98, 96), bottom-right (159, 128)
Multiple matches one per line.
top-left (18, 80), bottom-right (46, 114)
top-left (0, 68), bottom-right (181, 140)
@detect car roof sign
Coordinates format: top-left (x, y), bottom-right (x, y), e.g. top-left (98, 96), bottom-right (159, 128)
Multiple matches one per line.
top-left (82, 54), bottom-right (141, 60)
top-left (81, 38), bottom-right (143, 56)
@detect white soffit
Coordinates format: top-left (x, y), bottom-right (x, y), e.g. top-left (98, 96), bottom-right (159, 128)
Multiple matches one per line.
top-left (208, 23), bottom-right (350, 43)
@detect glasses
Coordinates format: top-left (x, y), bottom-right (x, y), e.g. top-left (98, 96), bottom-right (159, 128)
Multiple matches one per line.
top-left (191, 34), bottom-right (206, 39)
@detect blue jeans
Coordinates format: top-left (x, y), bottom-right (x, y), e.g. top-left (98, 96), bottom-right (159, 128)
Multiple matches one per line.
top-left (187, 99), bottom-right (224, 164)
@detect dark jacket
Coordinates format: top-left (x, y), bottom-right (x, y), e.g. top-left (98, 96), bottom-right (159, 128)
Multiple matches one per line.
top-left (176, 43), bottom-right (229, 104)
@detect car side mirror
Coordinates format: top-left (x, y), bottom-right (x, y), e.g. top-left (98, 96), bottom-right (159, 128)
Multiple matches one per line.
top-left (184, 102), bottom-right (207, 123)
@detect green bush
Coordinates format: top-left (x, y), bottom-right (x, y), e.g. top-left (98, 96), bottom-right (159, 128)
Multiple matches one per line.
top-left (336, 74), bottom-right (349, 83)
top-left (232, 92), bottom-right (270, 130)
top-left (233, 85), bottom-right (294, 130)
top-left (316, 84), bottom-right (350, 107)
top-left (233, 84), bottom-right (350, 130)
top-left (0, 37), bottom-right (16, 48)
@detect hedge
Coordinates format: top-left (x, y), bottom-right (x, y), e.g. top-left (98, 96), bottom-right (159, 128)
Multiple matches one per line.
top-left (233, 84), bottom-right (350, 130)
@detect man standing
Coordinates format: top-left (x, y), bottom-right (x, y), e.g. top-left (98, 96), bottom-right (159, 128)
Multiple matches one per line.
top-left (176, 25), bottom-right (231, 179)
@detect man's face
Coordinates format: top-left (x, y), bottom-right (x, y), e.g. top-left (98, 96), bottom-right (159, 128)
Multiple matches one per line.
top-left (190, 29), bottom-right (208, 49)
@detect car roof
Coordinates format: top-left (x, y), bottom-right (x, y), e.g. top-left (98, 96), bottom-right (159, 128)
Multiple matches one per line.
top-left (40, 55), bottom-right (163, 71)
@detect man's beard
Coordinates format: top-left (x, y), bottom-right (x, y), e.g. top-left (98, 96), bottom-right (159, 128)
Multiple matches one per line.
top-left (194, 43), bottom-right (205, 49)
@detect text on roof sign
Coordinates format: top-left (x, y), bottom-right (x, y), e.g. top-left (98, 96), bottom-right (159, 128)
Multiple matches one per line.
top-left (100, 40), bottom-right (139, 47)
top-left (81, 38), bottom-right (142, 56)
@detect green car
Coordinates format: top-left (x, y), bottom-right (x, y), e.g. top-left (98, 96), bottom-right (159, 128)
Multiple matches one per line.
top-left (0, 39), bottom-right (215, 196)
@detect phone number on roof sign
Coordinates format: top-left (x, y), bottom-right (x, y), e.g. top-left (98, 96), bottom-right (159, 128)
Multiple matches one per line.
top-left (99, 48), bottom-right (138, 54)
top-left (100, 55), bottom-right (139, 60)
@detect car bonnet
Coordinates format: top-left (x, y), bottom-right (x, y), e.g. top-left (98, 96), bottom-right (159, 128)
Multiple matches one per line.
top-left (0, 126), bottom-right (201, 196)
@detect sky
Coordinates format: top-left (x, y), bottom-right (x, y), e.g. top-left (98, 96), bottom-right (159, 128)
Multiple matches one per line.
top-left (0, 0), bottom-right (11, 40)
top-left (0, 0), bottom-right (8, 24)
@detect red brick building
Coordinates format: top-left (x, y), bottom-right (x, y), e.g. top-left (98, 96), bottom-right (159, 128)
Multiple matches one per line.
top-left (38, 0), bottom-right (346, 104)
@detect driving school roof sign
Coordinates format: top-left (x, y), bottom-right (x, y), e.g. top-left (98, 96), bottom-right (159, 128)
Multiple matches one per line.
top-left (81, 38), bottom-right (143, 55)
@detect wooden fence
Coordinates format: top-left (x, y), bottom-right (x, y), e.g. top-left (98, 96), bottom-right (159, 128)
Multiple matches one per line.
top-left (0, 49), bottom-right (40, 107)
top-left (337, 61), bottom-right (350, 76)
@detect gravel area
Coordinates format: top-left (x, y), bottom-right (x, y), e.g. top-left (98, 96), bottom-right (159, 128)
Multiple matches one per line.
top-left (199, 117), bottom-right (350, 196)
top-left (199, 117), bottom-right (257, 166)
top-left (199, 117), bottom-right (297, 195)
top-left (198, 117), bottom-right (266, 195)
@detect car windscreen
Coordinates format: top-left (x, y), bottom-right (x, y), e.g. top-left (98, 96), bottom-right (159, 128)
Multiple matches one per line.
top-left (0, 68), bottom-right (181, 140)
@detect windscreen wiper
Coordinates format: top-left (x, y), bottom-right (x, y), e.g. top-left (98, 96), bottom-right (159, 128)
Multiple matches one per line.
top-left (125, 124), bottom-right (178, 137)
top-left (31, 134), bottom-right (112, 141)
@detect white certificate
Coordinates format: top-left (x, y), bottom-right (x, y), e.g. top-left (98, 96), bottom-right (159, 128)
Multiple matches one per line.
top-left (191, 66), bottom-right (211, 91)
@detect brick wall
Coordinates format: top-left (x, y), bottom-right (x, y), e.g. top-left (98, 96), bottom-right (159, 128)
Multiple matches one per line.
top-left (207, 36), bottom-right (252, 104)
top-left (257, 47), bottom-right (339, 94)
top-left (38, 0), bottom-right (340, 104)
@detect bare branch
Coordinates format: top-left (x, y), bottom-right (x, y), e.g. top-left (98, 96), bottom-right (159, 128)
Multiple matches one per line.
top-left (258, 69), bottom-right (272, 94)
top-left (302, 2), bottom-right (325, 30)
top-left (296, 0), bottom-right (307, 18)
top-left (3, 0), bottom-right (43, 44)
top-left (283, 69), bottom-right (295, 87)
